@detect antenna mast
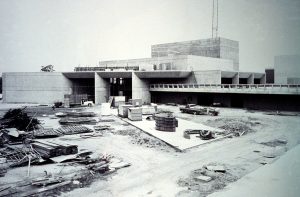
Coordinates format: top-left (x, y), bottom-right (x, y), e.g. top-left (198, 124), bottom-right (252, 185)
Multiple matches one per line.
top-left (212, 0), bottom-right (219, 39)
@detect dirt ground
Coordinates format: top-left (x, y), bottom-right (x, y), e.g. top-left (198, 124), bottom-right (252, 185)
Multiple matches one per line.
top-left (1, 103), bottom-right (300, 197)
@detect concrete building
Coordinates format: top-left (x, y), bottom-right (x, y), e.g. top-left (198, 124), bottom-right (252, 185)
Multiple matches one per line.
top-left (151, 37), bottom-right (239, 71)
top-left (2, 38), bottom-right (300, 111)
top-left (274, 55), bottom-right (300, 84)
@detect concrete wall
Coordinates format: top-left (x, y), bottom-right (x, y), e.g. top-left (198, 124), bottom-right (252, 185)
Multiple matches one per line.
top-left (99, 55), bottom-right (188, 71)
top-left (187, 55), bottom-right (234, 71)
top-left (151, 37), bottom-right (239, 71)
top-left (2, 72), bottom-right (72, 104)
top-left (95, 73), bottom-right (110, 104)
top-left (132, 73), bottom-right (151, 104)
top-left (220, 38), bottom-right (239, 71)
top-left (192, 70), bottom-right (222, 84)
top-left (274, 55), bottom-right (300, 84)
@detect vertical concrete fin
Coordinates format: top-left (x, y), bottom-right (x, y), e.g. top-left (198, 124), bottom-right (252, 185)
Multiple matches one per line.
top-left (132, 72), bottom-right (151, 104)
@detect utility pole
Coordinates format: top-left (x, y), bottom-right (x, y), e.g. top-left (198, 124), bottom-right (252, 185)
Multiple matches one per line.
top-left (212, 0), bottom-right (219, 39)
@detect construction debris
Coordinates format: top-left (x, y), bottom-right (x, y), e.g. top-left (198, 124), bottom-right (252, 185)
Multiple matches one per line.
top-left (0, 145), bottom-right (42, 167)
top-left (194, 175), bottom-right (212, 182)
top-left (183, 129), bottom-right (215, 140)
top-left (154, 112), bottom-right (178, 132)
top-left (205, 165), bottom-right (226, 173)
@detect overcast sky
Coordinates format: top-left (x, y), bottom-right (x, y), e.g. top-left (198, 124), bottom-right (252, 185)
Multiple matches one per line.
top-left (0, 0), bottom-right (300, 75)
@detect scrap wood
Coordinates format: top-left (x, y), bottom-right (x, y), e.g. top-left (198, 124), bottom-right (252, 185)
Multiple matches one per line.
top-left (19, 180), bottom-right (72, 197)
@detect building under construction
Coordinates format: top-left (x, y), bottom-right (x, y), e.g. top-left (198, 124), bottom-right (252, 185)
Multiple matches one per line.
top-left (2, 37), bottom-right (300, 111)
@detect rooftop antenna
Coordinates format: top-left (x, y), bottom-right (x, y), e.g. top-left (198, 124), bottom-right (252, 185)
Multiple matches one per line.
top-left (212, 0), bottom-right (219, 39)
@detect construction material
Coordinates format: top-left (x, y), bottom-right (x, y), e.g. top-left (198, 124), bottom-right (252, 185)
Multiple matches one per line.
top-left (64, 94), bottom-right (88, 107)
top-left (66, 111), bottom-right (96, 117)
top-left (32, 140), bottom-right (78, 158)
top-left (113, 96), bottom-right (126, 107)
top-left (33, 128), bottom-right (62, 138)
top-left (183, 129), bottom-right (215, 140)
top-left (141, 105), bottom-right (157, 115)
top-left (128, 107), bottom-right (142, 121)
top-left (59, 117), bottom-right (97, 125)
top-left (154, 112), bottom-right (178, 132)
top-left (56, 125), bottom-right (93, 135)
top-left (118, 104), bottom-right (133, 118)
top-left (129, 99), bottom-right (142, 106)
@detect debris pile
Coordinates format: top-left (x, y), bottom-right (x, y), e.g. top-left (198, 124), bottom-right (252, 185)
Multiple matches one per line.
top-left (177, 163), bottom-right (238, 196)
top-left (206, 117), bottom-right (260, 137)
top-left (183, 129), bottom-right (215, 140)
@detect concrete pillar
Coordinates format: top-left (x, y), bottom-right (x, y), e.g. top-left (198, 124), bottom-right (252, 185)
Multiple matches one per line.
top-left (247, 74), bottom-right (254, 84)
top-left (260, 74), bottom-right (266, 84)
top-left (132, 72), bottom-right (151, 104)
top-left (232, 73), bottom-right (239, 84)
top-left (95, 73), bottom-right (110, 105)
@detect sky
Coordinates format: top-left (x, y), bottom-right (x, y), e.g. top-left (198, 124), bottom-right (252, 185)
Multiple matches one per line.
top-left (0, 0), bottom-right (300, 75)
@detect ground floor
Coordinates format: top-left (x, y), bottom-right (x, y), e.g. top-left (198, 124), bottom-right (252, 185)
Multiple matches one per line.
top-left (151, 92), bottom-right (300, 111)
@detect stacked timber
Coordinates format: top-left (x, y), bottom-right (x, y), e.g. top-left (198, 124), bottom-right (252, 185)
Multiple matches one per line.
top-left (154, 112), bottom-right (178, 132)
top-left (118, 105), bottom-right (133, 118)
top-left (59, 117), bottom-right (97, 125)
top-left (32, 140), bottom-right (78, 158)
top-left (33, 128), bottom-right (62, 138)
top-left (128, 107), bottom-right (142, 121)
top-left (56, 125), bottom-right (93, 135)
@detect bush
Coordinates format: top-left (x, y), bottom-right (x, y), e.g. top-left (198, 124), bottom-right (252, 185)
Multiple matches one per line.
top-left (2, 108), bottom-right (40, 131)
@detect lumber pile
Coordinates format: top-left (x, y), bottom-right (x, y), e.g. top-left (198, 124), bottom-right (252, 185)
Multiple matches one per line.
top-left (33, 128), bottom-right (62, 138)
top-left (31, 140), bottom-right (78, 158)
top-left (56, 125), bottom-right (93, 135)
top-left (59, 117), bottom-right (97, 125)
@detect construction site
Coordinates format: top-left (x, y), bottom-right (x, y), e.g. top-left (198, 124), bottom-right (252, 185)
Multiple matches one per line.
top-left (1, 0), bottom-right (300, 196)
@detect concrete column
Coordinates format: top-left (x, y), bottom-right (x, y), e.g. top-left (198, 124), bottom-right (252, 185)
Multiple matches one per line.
top-left (132, 72), bottom-right (151, 104)
top-left (232, 73), bottom-right (239, 84)
top-left (260, 74), bottom-right (266, 84)
top-left (247, 74), bottom-right (254, 84)
top-left (95, 73), bottom-right (110, 105)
